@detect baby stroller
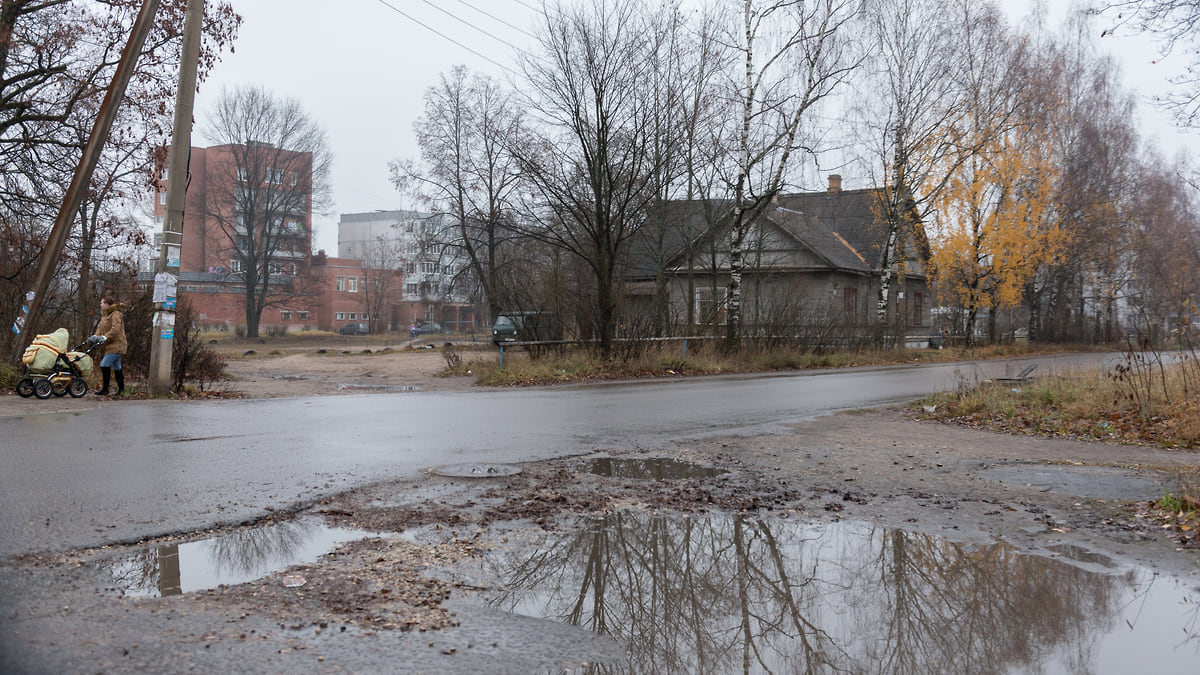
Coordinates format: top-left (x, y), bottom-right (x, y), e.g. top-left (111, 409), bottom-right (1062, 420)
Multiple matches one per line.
top-left (16, 328), bottom-right (107, 399)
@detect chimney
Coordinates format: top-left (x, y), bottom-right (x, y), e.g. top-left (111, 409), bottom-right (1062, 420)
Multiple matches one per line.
top-left (827, 174), bottom-right (842, 194)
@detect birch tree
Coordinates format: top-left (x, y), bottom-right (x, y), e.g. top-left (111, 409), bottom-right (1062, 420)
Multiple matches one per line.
top-left (721, 0), bottom-right (863, 350)
top-left (858, 0), bottom-right (968, 336)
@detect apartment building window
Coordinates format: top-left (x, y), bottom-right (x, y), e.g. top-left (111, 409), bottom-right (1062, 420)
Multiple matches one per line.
top-left (336, 276), bottom-right (345, 291)
top-left (348, 313), bottom-right (357, 320)
top-left (422, 262), bottom-right (439, 274)
top-left (336, 312), bottom-right (345, 321)
top-left (155, 215), bottom-right (164, 227)
top-left (160, 168), bottom-right (169, 180)
top-left (297, 311), bottom-right (309, 320)
top-left (231, 259), bottom-right (244, 273)
top-left (237, 168), bottom-right (248, 182)
top-left (267, 168), bottom-right (283, 184)
top-left (289, 172), bottom-right (297, 187)
top-left (348, 277), bottom-right (358, 292)
top-left (280, 311), bottom-right (291, 320)
top-left (159, 192), bottom-right (167, 205)
top-left (406, 283), bottom-right (418, 295)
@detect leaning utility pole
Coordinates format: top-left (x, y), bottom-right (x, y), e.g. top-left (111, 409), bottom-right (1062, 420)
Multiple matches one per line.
top-left (148, 0), bottom-right (206, 394)
top-left (9, 0), bottom-right (163, 360)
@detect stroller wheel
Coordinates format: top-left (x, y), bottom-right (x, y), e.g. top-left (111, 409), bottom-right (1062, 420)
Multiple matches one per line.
top-left (16, 377), bottom-right (35, 398)
top-left (68, 378), bottom-right (88, 398)
top-left (33, 379), bottom-right (53, 399)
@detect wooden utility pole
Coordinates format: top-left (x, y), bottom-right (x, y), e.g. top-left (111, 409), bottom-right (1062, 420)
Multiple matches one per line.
top-left (149, 0), bottom-right (206, 394)
top-left (9, 0), bottom-right (163, 359)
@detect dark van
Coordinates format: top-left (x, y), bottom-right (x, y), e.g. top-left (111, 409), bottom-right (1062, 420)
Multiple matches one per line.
top-left (491, 311), bottom-right (561, 346)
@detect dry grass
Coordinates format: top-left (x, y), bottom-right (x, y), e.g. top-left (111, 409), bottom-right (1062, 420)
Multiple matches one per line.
top-left (468, 340), bottom-right (1093, 387)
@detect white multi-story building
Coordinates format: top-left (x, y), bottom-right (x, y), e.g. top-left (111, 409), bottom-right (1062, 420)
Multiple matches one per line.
top-left (336, 210), bottom-right (478, 331)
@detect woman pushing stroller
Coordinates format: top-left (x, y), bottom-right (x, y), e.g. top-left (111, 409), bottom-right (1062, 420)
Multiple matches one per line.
top-left (93, 294), bottom-right (127, 396)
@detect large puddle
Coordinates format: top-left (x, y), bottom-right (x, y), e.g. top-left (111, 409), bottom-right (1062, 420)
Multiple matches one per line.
top-left (103, 520), bottom-right (369, 597)
top-left (96, 510), bottom-right (1200, 671)
top-left (464, 512), bottom-right (1200, 673)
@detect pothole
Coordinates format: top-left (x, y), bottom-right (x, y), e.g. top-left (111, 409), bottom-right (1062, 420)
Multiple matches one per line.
top-left (99, 519), bottom-right (370, 597)
top-left (582, 457), bottom-right (726, 480)
top-left (431, 463), bottom-right (523, 478)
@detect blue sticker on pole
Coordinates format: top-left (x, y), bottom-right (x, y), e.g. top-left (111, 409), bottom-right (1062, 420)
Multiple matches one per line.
top-left (163, 297), bottom-right (176, 310)
top-left (160, 329), bottom-right (174, 340)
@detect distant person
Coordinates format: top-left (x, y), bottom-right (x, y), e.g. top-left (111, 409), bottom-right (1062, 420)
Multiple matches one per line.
top-left (94, 294), bottom-right (127, 396)
top-left (410, 323), bottom-right (418, 339)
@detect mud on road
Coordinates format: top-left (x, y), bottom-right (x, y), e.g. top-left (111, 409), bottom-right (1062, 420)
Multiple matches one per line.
top-left (2, 351), bottom-right (1200, 672)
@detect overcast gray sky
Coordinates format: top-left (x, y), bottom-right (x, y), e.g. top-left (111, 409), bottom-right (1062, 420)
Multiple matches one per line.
top-left (192, 0), bottom-right (1197, 255)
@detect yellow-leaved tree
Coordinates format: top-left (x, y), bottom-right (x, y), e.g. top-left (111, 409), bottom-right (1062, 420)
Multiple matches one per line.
top-left (930, 119), bottom-right (1065, 346)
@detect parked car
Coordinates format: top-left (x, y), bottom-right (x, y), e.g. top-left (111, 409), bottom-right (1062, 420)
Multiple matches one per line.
top-left (339, 322), bottom-right (370, 335)
top-left (414, 322), bottom-right (442, 335)
top-left (491, 311), bottom-right (562, 346)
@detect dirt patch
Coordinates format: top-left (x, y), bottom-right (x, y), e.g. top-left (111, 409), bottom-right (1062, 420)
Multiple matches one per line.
top-left (0, 344), bottom-right (487, 416)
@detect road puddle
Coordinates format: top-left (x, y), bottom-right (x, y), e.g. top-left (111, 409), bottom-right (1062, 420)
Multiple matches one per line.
top-left (101, 519), bottom-right (370, 597)
top-left (469, 512), bottom-right (1200, 673)
top-left (582, 457), bottom-right (725, 480)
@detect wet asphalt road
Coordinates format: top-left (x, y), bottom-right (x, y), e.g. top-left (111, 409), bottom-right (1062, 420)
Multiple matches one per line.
top-left (0, 354), bottom-right (1114, 559)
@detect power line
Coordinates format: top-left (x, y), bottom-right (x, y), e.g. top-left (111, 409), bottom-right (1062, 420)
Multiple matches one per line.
top-left (371, 0), bottom-right (520, 76)
top-left (449, 0), bottom-right (538, 40)
top-left (414, 0), bottom-right (524, 52)
top-left (511, 0), bottom-right (542, 13)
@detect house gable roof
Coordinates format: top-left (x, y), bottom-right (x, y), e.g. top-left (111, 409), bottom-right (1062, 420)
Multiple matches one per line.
top-left (626, 187), bottom-right (922, 280)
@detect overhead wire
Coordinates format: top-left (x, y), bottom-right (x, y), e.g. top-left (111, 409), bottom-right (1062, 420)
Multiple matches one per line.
top-left (448, 0), bottom-right (538, 40)
top-left (370, 0), bottom-right (522, 76)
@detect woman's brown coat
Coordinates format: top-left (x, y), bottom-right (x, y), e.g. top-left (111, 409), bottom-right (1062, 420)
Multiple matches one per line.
top-left (96, 303), bottom-right (127, 356)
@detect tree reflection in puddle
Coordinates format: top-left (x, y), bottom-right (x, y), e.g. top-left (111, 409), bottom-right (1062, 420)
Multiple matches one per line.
top-left (479, 513), bottom-right (1200, 673)
top-left (104, 519), bottom-right (368, 597)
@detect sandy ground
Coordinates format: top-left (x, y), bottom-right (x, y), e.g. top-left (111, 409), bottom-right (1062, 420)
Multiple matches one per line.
top-left (3, 349), bottom-right (1200, 671)
top-left (0, 343), bottom-right (480, 416)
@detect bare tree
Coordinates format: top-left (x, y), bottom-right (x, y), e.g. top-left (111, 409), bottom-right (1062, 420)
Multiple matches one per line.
top-left (856, 0), bottom-right (970, 337)
top-left (358, 236), bottom-right (405, 334)
top-left (392, 66), bottom-right (526, 324)
top-left (1101, 0), bottom-right (1200, 127)
top-left (514, 0), bottom-right (664, 356)
top-left (720, 0), bottom-right (864, 350)
top-left (200, 85), bottom-right (332, 338)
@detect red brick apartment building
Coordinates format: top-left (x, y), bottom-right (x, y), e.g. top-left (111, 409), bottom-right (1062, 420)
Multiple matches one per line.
top-left (146, 147), bottom-right (478, 335)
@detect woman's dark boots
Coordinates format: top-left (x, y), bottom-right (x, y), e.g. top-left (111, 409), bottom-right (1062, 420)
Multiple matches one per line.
top-left (114, 369), bottom-right (124, 395)
top-left (99, 367), bottom-right (111, 396)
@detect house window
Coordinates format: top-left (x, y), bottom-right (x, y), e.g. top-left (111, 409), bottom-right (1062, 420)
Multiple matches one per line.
top-left (843, 288), bottom-right (858, 319)
top-left (336, 276), bottom-right (345, 291)
top-left (297, 311), bottom-right (309, 320)
top-left (280, 311), bottom-right (291, 320)
top-left (336, 312), bottom-right (345, 321)
top-left (348, 277), bottom-right (358, 292)
top-left (696, 288), bottom-right (726, 325)
top-left (912, 292), bottom-right (924, 326)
